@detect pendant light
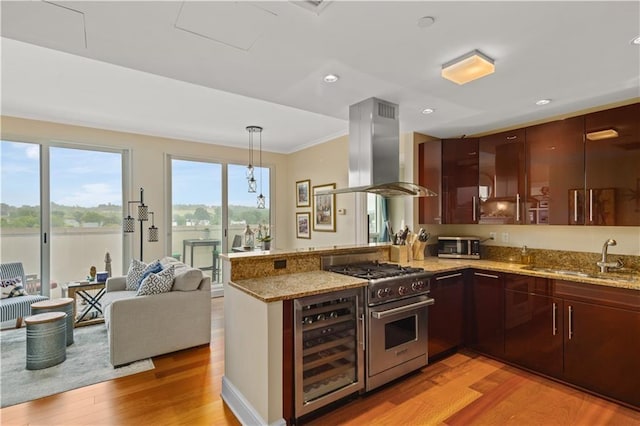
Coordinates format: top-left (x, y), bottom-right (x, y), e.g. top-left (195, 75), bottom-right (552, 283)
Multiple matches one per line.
top-left (257, 126), bottom-right (266, 209)
top-left (246, 126), bottom-right (261, 193)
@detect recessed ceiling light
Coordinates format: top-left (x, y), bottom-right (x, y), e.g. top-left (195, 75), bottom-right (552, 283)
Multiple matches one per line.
top-left (536, 99), bottom-right (551, 106)
top-left (632, 36), bottom-right (640, 45)
top-left (417, 16), bottom-right (435, 28)
top-left (422, 108), bottom-right (435, 114)
top-left (323, 74), bottom-right (339, 83)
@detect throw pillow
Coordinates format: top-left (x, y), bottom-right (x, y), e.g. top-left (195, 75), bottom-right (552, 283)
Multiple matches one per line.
top-left (173, 267), bottom-right (204, 291)
top-left (0, 276), bottom-right (28, 299)
top-left (137, 265), bottom-right (175, 296)
top-left (125, 259), bottom-right (161, 291)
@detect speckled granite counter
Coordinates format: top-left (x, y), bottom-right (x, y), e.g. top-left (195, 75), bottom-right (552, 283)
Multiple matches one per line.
top-left (400, 258), bottom-right (640, 291)
top-left (229, 270), bottom-right (367, 302)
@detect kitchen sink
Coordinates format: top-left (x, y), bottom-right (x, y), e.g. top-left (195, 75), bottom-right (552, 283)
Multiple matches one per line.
top-left (521, 265), bottom-right (638, 283)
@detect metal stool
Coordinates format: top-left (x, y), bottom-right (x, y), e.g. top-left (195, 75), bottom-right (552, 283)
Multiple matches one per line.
top-left (24, 312), bottom-right (67, 370)
top-left (31, 298), bottom-right (74, 346)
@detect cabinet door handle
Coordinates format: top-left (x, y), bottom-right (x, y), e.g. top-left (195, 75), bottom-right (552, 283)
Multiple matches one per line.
top-left (506, 135), bottom-right (517, 140)
top-left (589, 189), bottom-right (594, 223)
top-left (359, 314), bottom-right (365, 351)
top-left (568, 305), bottom-right (573, 340)
top-left (552, 302), bottom-right (557, 336)
top-left (436, 273), bottom-right (463, 281)
top-left (516, 193), bottom-right (521, 222)
top-left (472, 196), bottom-right (477, 222)
top-left (474, 272), bottom-right (499, 279)
top-left (573, 191), bottom-right (578, 223)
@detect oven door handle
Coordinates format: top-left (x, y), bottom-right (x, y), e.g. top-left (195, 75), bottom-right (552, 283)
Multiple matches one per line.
top-left (371, 298), bottom-right (434, 320)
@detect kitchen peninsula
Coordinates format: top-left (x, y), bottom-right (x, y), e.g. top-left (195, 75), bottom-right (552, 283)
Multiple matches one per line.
top-left (220, 245), bottom-right (640, 425)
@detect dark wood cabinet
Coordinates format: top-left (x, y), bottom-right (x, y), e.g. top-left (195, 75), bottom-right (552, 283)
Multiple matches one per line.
top-left (504, 274), bottom-right (563, 378)
top-left (418, 140), bottom-right (442, 224)
top-left (441, 138), bottom-right (479, 224)
top-left (478, 129), bottom-right (526, 224)
top-left (555, 279), bottom-right (640, 408)
top-left (584, 103), bottom-right (640, 226)
top-left (525, 116), bottom-right (585, 225)
top-left (428, 271), bottom-right (465, 360)
top-left (468, 270), bottom-right (504, 357)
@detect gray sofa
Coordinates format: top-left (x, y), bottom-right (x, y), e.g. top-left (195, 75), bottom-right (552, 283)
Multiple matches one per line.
top-left (101, 257), bottom-right (211, 366)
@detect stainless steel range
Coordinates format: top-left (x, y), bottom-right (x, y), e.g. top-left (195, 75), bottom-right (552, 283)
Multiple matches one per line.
top-left (322, 252), bottom-right (434, 392)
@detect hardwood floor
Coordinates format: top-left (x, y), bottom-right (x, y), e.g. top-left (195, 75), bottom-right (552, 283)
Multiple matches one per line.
top-left (2, 298), bottom-right (638, 425)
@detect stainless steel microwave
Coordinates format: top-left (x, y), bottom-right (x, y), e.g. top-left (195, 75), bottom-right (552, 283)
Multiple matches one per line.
top-left (437, 237), bottom-right (481, 259)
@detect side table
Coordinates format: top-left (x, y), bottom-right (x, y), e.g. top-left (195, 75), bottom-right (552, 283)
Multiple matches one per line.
top-left (66, 281), bottom-right (106, 327)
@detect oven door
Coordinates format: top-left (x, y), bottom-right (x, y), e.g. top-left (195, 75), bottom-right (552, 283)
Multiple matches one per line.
top-left (367, 295), bottom-right (434, 376)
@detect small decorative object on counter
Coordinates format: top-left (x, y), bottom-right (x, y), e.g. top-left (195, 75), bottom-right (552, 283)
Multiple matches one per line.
top-left (521, 245), bottom-right (533, 265)
top-left (243, 224), bottom-right (255, 249)
top-left (88, 266), bottom-right (97, 282)
top-left (104, 251), bottom-right (112, 277)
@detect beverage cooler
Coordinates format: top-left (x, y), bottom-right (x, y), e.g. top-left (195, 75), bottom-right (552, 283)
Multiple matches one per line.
top-left (294, 288), bottom-right (364, 417)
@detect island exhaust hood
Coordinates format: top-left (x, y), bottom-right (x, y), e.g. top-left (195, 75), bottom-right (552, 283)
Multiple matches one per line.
top-left (320, 97), bottom-right (437, 198)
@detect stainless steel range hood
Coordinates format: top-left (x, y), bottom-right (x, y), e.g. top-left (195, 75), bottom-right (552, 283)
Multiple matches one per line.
top-left (321, 97), bottom-right (437, 198)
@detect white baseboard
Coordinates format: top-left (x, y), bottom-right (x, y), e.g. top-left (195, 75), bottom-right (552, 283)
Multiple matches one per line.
top-left (211, 283), bottom-right (224, 298)
top-left (221, 376), bottom-right (286, 426)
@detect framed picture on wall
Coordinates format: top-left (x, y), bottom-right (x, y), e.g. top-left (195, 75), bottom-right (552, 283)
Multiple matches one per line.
top-left (296, 180), bottom-right (311, 208)
top-left (312, 183), bottom-right (336, 232)
top-left (296, 212), bottom-right (311, 239)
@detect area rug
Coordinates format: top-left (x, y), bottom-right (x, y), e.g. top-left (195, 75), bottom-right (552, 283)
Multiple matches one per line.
top-left (0, 324), bottom-right (154, 408)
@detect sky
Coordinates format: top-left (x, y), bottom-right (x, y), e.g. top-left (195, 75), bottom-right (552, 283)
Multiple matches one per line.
top-left (1, 141), bottom-right (269, 208)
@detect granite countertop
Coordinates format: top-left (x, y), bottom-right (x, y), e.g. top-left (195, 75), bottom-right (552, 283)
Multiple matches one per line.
top-left (220, 242), bottom-right (390, 261)
top-left (228, 256), bottom-right (639, 303)
top-left (229, 270), bottom-right (368, 302)
top-left (402, 258), bottom-right (640, 291)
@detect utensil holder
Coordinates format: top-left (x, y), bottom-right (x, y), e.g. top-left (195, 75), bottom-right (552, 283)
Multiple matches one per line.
top-left (390, 245), bottom-right (408, 263)
top-left (413, 242), bottom-right (426, 260)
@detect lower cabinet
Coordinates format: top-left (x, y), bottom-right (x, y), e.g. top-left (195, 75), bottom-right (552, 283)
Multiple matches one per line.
top-left (469, 271), bottom-right (504, 358)
top-left (428, 271), bottom-right (465, 359)
top-left (504, 274), bottom-right (563, 378)
top-left (468, 272), bottom-right (640, 409)
top-left (562, 297), bottom-right (640, 408)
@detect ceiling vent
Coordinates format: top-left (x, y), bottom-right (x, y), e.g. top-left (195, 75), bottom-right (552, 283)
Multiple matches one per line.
top-left (290, 1), bottom-right (332, 15)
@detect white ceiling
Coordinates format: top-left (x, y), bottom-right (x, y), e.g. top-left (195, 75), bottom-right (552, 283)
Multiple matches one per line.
top-left (1, 1), bottom-right (639, 154)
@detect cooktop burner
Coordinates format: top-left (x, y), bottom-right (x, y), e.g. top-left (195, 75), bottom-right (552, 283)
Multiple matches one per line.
top-left (328, 261), bottom-right (426, 279)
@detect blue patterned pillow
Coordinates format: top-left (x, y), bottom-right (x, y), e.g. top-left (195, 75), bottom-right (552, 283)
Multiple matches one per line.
top-left (0, 276), bottom-right (28, 299)
top-left (126, 259), bottom-right (161, 291)
top-left (136, 265), bottom-right (175, 296)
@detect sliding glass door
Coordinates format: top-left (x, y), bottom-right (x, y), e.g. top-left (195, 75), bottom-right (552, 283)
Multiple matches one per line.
top-left (227, 164), bottom-right (270, 253)
top-left (49, 147), bottom-right (123, 286)
top-left (169, 159), bottom-right (271, 289)
top-left (170, 159), bottom-right (222, 283)
top-left (0, 141), bottom-right (42, 295)
top-left (0, 140), bottom-right (125, 298)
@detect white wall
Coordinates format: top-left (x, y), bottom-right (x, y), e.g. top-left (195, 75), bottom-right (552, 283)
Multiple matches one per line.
top-left (286, 135), bottom-right (357, 249)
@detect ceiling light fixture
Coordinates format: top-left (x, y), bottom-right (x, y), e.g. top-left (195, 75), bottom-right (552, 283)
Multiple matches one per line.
top-left (422, 108), bottom-right (435, 114)
top-left (586, 129), bottom-right (619, 141)
top-left (441, 49), bottom-right (495, 85)
top-left (536, 99), bottom-right (551, 106)
top-left (631, 36), bottom-right (640, 45)
top-left (323, 74), bottom-right (339, 83)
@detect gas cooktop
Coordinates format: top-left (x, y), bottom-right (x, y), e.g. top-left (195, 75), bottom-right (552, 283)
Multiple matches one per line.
top-left (327, 261), bottom-right (426, 280)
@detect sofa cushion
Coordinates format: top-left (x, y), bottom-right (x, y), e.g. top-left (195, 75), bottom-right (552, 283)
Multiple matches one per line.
top-left (0, 276), bottom-right (27, 299)
top-left (126, 259), bottom-right (161, 291)
top-left (137, 265), bottom-right (175, 296)
top-left (172, 267), bottom-right (204, 292)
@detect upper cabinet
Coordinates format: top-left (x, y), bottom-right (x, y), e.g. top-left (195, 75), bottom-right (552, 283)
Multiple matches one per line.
top-left (525, 116), bottom-right (584, 225)
top-left (478, 129), bottom-right (526, 224)
top-left (584, 103), bottom-right (640, 226)
top-left (418, 139), bottom-right (442, 224)
top-left (441, 138), bottom-right (479, 224)
top-left (418, 102), bottom-right (639, 226)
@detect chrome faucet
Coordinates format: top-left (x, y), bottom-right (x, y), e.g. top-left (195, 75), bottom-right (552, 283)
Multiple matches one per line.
top-left (596, 239), bottom-right (623, 273)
